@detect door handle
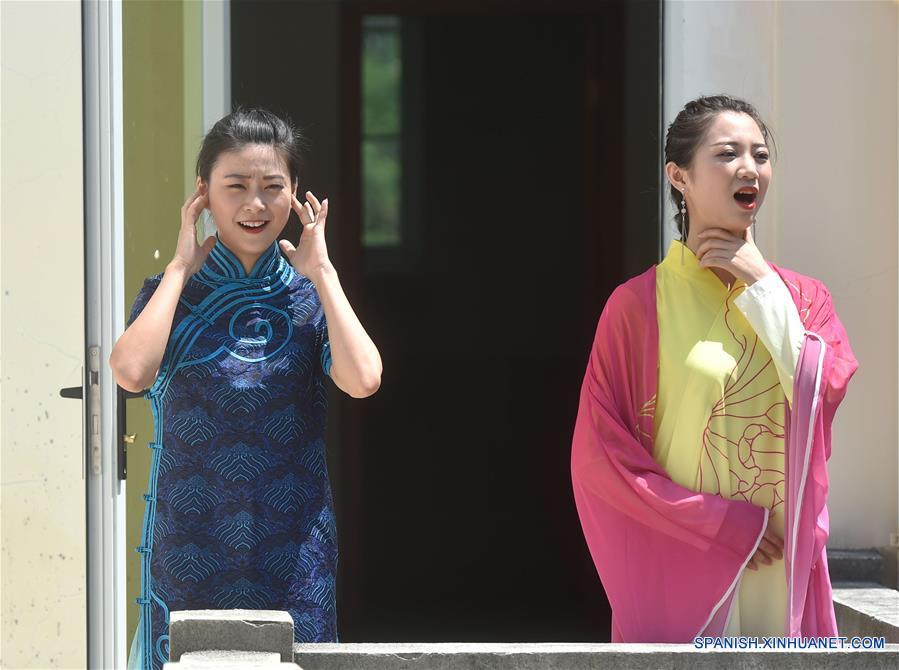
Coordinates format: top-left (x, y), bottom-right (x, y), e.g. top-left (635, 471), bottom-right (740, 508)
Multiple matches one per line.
top-left (60, 353), bottom-right (146, 480)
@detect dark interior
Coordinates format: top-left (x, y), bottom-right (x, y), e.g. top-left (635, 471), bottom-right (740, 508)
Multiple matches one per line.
top-left (232, 0), bottom-right (661, 642)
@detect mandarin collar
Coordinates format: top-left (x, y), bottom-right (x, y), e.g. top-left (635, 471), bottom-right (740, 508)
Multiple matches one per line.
top-left (198, 236), bottom-right (284, 283)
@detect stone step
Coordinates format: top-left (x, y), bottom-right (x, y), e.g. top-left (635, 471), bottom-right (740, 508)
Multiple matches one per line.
top-left (293, 642), bottom-right (899, 670)
top-left (163, 650), bottom-right (300, 669)
top-left (828, 549), bottom-right (885, 584)
top-left (833, 586), bottom-right (899, 643)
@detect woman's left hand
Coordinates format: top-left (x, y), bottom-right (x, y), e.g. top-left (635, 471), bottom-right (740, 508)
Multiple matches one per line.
top-left (695, 227), bottom-right (773, 285)
top-left (280, 191), bottom-right (332, 283)
top-left (280, 191), bottom-right (382, 398)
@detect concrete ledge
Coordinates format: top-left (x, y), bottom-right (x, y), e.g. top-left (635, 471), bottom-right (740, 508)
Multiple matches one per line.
top-left (169, 610), bottom-right (295, 662)
top-left (833, 587), bottom-right (899, 643)
top-left (292, 642), bottom-right (899, 669)
top-left (163, 650), bottom-right (299, 669)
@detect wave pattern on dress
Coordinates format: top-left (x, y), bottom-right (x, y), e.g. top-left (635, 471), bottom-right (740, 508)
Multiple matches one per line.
top-left (162, 544), bottom-right (225, 583)
top-left (213, 577), bottom-right (279, 609)
top-left (261, 473), bottom-right (317, 514)
top-left (170, 408), bottom-right (217, 447)
top-left (166, 475), bottom-right (222, 515)
top-left (208, 442), bottom-right (274, 482)
top-left (212, 510), bottom-right (274, 551)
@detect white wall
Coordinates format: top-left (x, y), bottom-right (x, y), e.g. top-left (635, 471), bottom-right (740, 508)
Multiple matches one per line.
top-left (1, 0), bottom-right (87, 666)
top-left (663, 1), bottom-right (778, 250)
top-left (664, 0), bottom-right (899, 549)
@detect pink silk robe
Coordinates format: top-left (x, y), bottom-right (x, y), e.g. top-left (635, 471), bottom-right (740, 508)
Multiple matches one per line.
top-left (571, 264), bottom-right (857, 642)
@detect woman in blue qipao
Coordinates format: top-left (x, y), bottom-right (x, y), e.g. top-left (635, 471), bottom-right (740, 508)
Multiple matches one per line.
top-left (110, 109), bottom-right (382, 670)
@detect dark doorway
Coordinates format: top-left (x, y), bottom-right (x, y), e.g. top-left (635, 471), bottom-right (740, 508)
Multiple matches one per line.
top-left (232, 0), bottom-right (661, 642)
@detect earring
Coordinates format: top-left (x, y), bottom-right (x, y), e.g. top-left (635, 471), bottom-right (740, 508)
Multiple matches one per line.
top-left (680, 191), bottom-right (688, 239)
top-left (201, 209), bottom-right (218, 239)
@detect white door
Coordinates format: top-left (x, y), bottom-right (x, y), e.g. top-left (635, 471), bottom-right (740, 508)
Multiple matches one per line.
top-left (1, 1), bottom-right (91, 667)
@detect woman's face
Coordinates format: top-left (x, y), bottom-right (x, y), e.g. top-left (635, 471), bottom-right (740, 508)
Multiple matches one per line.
top-left (201, 143), bottom-right (296, 265)
top-left (675, 111), bottom-right (772, 235)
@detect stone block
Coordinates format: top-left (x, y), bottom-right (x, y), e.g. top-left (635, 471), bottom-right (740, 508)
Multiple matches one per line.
top-left (168, 610), bottom-right (295, 663)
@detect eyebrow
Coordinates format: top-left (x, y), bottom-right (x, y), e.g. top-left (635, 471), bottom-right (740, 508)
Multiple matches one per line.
top-left (711, 141), bottom-right (768, 149)
top-left (222, 173), bottom-right (286, 180)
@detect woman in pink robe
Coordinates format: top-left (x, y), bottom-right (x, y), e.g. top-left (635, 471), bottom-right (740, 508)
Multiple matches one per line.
top-left (571, 95), bottom-right (857, 642)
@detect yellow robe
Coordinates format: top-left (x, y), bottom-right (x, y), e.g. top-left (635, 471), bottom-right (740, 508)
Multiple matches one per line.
top-left (653, 241), bottom-right (789, 636)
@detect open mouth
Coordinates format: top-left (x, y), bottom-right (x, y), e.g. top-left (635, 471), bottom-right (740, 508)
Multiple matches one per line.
top-left (238, 220), bottom-right (269, 233)
top-left (733, 188), bottom-right (758, 209)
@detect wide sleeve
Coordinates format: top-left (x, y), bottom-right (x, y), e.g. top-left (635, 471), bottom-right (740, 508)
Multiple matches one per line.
top-left (774, 270), bottom-right (858, 450)
top-left (571, 280), bottom-right (769, 642)
top-left (767, 268), bottom-right (857, 636)
top-left (126, 275), bottom-right (162, 327)
top-left (800, 283), bottom-right (857, 411)
top-left (734, 272), bottom-right (805, 405)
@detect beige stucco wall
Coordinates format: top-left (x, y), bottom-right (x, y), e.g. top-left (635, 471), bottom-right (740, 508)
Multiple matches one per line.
top-left (774, 0), bottom-right (898, 548)
top-left (0, 1), bottom-right (87, 667)
top-left (665, 0), bottom-right (899, 549)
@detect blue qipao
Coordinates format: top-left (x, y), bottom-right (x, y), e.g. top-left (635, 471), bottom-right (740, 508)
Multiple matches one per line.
top-left (128, 239), bottom-right (336, 670)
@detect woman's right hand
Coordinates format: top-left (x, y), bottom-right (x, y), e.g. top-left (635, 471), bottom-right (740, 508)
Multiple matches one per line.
top-left (747, 510), bottom-right (784, 570)
top-left (170, 187), bottom-right (216, 276)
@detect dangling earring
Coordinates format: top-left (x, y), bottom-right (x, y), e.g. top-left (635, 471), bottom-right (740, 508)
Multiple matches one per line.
top-left (680, 191), bottom-right (688, 240)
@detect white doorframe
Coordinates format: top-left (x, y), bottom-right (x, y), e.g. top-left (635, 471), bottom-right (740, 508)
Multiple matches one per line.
top-left (83, 0), bottom-right (127, 666)
top-left (203, 0), bottom-right (231, 133)
top-left (82, 1), bottom-right (232, 664)
top-left (201, 0), bottom-right (231, 241)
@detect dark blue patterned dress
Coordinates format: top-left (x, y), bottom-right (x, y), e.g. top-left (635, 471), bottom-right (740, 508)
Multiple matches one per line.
top-left (128, 239), bottom-right (336, 670)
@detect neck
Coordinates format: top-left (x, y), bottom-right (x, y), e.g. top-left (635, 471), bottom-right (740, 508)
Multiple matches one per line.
top-left (218, 236), bottom-right (267, 276)
top-left (234, 250), bottom-right (261, 276)
top-left (683, 223), bottom-right (736, 288)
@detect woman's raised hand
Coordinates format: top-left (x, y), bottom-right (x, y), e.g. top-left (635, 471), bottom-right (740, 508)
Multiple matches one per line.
top-left (170, 187), bottom-right (216, 276)
top-left (280, 191), bottom-right (332, 283)
top-left (695, 227), bottom-right (773, 285)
